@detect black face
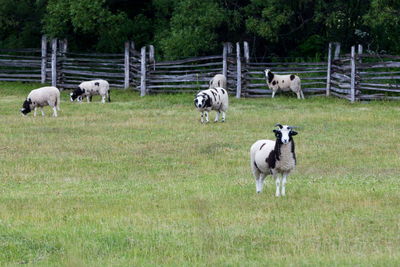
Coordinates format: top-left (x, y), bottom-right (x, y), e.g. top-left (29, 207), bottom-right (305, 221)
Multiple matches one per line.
top-left (194, 97), bottom-right (206, 108)
top-left (70, 87), bottom-right (85, 101)
top-left (20, 98), bottom-right (32, 115)
top-left (267, 70), bottom-right (274, 83)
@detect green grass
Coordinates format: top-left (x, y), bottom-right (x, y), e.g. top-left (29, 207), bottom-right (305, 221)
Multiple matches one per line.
top-left (1, 82), bottom-right (400, 266)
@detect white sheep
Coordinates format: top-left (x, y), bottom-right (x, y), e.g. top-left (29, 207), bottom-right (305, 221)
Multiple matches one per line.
top-left (250, 124), bottom-right (298, 196)
top-left (70, 79), bottom-right (110, 103)
top-left (264, 69), bottom-right (304, 99)
top-left (20, 86), bottom-right (61, 117)
top-left (209, 74), bottom-right (227, 89)
top-left (194, 87), bottom-right (228, 123)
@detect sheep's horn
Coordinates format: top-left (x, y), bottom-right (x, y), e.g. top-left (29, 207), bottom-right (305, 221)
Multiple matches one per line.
top-left (275, 123), bottom-right (283, 129)
top-left (288, 126), bottom-right (299, 129)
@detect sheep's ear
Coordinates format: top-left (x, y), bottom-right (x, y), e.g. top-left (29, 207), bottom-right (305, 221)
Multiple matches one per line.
top-left (273, 129), bottom-right (279, 134)
top-left (290, 131), bottom-right (298, 136)
top-left (28, 98), bottom-right (32, 103)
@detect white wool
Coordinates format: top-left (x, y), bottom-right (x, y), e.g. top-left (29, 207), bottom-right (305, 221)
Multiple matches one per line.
top-left (79, 79), bottom-right (110, 103)
top-left (25, 86), bottom-right (60, 117)
top-left (264, 69), bottom-right (304, 99)
top-left (209, 74), bottom-right (227, 89)
top-left (194, 87), bottom-right (229, 123)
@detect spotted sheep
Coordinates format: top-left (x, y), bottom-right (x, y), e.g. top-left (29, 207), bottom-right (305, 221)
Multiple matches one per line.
top-left (194, 87), bottom-right (229, 123)
top-left (70, 79), bottom-right (110, 103)
top-left (264, 69), bottom-right (304, 99)
top-left (250, 124), bottom-right (298, 196)
top-left (209, 74), bottom-right (227, 90)
top-left (20, 86), bottom-right (61, 117)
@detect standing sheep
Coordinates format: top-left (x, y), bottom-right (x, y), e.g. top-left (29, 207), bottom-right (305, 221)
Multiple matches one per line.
top-left (70, 79), bottom-right (110, 103)
top-left (194, 87), bottom-right (228, 123)
top-left (209, 74), bottom-right (227, 89)
top-left (20, 86), bottom-right (61, 117)
top-left (250, 124), bottom-right (298, 196)
top-left (264, 69), bottom-right (304, 99)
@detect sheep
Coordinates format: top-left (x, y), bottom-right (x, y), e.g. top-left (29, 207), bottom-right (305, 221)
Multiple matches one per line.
top-left (264, 69), bottom-right (304, 99)
top-left (209, 74), bottom-right (227, 89)
top-left (20, 86), bottom-right (61, 117)
top-left (250, 124), bottom-right (298, 196)
top-left (194, 87), bottom-right (228, 123)
top-left (70, 79), bottom-right (110, 103)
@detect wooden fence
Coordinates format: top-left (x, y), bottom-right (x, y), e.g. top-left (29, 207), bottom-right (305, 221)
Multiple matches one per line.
top-left (327, 43), bottom-right (400, 101)
top-left (1, 36), bottom-right (400, 102)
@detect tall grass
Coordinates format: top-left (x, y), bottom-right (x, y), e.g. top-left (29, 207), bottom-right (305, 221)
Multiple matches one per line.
top-left (0, 82), bottom-right (399, 266)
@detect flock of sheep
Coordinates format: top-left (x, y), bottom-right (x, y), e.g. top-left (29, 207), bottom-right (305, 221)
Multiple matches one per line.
top-left (19, 69), bottom-right (302, 197)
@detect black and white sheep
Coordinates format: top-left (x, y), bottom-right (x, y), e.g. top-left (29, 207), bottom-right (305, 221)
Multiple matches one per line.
top-left (194, 87), bottom-right (228, 123)
top-left (209, 74), bottom-right (227, 89)
top-left (264, 69), bottom-right (304, 99)
top-left (20, 86), bottom-right (61, 117)
top-left (70, 79), bottom-right (110, 103)
top-left (250, 124), bottom-right (298, 196)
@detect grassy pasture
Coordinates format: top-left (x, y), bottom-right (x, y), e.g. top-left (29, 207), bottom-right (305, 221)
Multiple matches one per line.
top-left (0, 82), bottom-right (399, 266)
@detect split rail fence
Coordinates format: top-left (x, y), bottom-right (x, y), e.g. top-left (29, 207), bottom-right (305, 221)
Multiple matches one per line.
top-left (1, 36), bottom-right (400, 102)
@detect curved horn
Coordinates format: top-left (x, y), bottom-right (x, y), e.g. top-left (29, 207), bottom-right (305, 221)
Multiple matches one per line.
top-left (275, 123), bottom-right (283, 129)
top-left (288, 126), bottom-right (299, 130)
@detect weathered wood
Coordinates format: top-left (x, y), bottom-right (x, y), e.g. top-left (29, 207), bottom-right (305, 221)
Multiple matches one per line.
top-left (357, 44), bottom-right (363, 63)
top-left (124, 41), bottom-right (130, 89)
top-left (148, 68), bottom-right (221, 74)
top-left (51, 38), bottom-right (57, 87)
top-left (154, 62), bottom-right (222, 69)
top-left (65, 52), bottom-right (124, 57)
top-left (140, 46), bottom-right (146, 96)
top-left (0, 78), bottom-right (41, 82)
top-left (350, 46), bottom-right (356, 102)
top-left (41, 36), bottom-right (47, 83)
top-left (359, 82), bottom-right (400, 88)
top-left (358, 62), bottom-right (400, 68)
top-left (358, 86), bottom-right (400, 92)
top-left (248, 62), bottom-right (325, 66)
top-left (155, 55), bottom-right (222, 66)
top-left (326, 42), bottom-right (332, 96)
top-left (62, 70), bottom-right (124, 77)
top-left (236, 42), bottom-right (241, 98)
top-left (243, 41), bottom-right (250, 64)
top-left (222, 43), bottom-right (228, 78)
top-left (147, 84), bottom-right (210, 89)
top-left (334, 42), bottom-right (341, 60)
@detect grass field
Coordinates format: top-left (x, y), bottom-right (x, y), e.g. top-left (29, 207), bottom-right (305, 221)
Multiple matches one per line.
top-left (0, 82), bottom-right (400, 266)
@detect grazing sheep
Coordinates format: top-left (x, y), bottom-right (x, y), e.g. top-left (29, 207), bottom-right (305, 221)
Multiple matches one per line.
top-left (194, 87), bottom-right (228, 123)
top-left (70, 79), bottom-right (110, 103)
top-left (264, 69), bottom-right (304, 99)
top-left (20, 86), bottom-right (60, 117)
top-left (209, 74), bottom-right (227, 89)
top-left (250, 124), bottom-right (298, 196)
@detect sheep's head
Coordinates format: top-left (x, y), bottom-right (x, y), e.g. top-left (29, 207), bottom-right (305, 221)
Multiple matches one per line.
top-left (273, 124), bottom-right (298, 144)
top-left (194, 94), bottom-right (211, 109)
top-left (264, 69), bottom-right (274, 84)
top-left (20, 98), bottom-right (32, 116)
top-left (70, 87), bottom-right (85, 101)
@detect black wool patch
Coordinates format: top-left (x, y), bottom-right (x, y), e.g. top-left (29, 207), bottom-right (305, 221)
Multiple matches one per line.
top-left (290, 75), bottom-right (295, 81)
top-left (94, 82), bottom-right (100, 86)
top-left (267, 71), bottom-right (274, 83)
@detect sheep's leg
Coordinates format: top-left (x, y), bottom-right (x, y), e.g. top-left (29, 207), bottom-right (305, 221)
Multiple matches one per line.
top-left (256, 173), bottom-right (266, 193)
top-left (281, 173), bottom-right (288, 196)
top-left (204, 111), bottom-right (209, 123)
top-left (33, 107), bottom-right (37, 117)
top-left (101, 95), bottom-right (106, 103)
top-left (40, 107), bottom-right (45, 116)
top-left (274, 173), bottom-right (281, 197)
top-left (200, 112), bottom-right (204, 123)
top-left (271, 91), bottom-right (276, 98)
top-left (296, 92), bottom-right (301, 99)
top-left (87, 95), bottom-right (90, 103)
top-left (221, 111), bottom-right (226, 122)
top-left (52, 106), bottom-right (57, 117)
top-left (300, 90), bottom-right (305, 99)
top-left (214, 111), bottom-right (220, 122)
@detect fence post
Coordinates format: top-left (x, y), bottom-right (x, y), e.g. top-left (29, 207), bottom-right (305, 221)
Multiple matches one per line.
top-left (357, 44), bottom-right (363, 63)
top-left (41, 35), bottom-right (47, 84)
top-left (350, 46), bottom-right (356, 103)
top-left (222, 43), bottom-right (228, 78)
top-left (334, 42), bottom-right (341, 60)
top-left (326, 42), bottom-right (332, 96)
top-left (58, 39), bottom-right (67, 89)
top-left (243, 41), bottom-right (250, 64)
top-left (236, 42), bottom-right (241, 98)
top-left (140, 46), bottom-right (147, 96)
top-left (124, 41), bottom-right (130, 89)
top-left (148, 45), bottom-right (155, 71)
top-left (51, 38), bottom-right (57, 87)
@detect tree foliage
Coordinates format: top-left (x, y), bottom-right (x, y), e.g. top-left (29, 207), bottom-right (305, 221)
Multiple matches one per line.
top-left (0, 0), bottom-right (399, 58)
